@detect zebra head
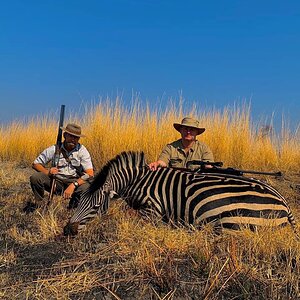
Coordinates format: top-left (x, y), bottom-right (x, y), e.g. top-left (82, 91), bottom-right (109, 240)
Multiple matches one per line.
top-left (63, 151), bottom-right (147, 236)
top-left (63, 182), bottom-right (114, 236)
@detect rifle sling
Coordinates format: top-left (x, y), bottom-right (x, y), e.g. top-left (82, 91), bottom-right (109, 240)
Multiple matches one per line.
top-left (60, 147), bottom-right (84, 177)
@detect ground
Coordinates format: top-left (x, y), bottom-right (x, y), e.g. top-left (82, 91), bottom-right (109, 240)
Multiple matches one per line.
top-left (0, 162), bottom-right (299, 299)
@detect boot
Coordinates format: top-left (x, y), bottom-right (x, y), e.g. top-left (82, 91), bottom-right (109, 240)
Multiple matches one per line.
top-left (23, 201), bottom-right (39, 214)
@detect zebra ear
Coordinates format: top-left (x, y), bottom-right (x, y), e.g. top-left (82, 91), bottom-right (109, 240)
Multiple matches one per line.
top-left (109, 190), bottom-right (118, 199)
top-left (103, 185), bottom-right (118, 199)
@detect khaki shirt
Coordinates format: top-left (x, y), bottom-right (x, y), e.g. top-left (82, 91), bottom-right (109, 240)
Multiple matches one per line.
top-left (158, 139), bottom-right (214, 170)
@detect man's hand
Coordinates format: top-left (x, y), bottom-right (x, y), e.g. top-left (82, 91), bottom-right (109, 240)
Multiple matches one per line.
top-left (203, 164), bottom-right (213, 169)
top-left (63, 183), bottom-right (76, 200)
top-left (32, 163), bottom-right (59, 176)
top-left (148, 160), bottom-right (167, 171)
top-left (48, 167), bottom-right (59, 176)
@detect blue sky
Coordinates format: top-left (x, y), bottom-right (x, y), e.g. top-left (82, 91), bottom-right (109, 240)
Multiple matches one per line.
top-left (1, 0), bottom-right (299, 130)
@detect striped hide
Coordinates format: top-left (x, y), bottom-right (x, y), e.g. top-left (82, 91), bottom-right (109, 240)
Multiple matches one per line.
top-left (64, 151), bottom-right (296, 235)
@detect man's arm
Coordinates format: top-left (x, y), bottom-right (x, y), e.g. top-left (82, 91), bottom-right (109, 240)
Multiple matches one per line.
top-left (32, 145), bottom-right (56, 175)
top-left (32, 163), bottom-right (53, 175)
top-left (63, 168), bottom-right (94, 200)
top-left (148, 144), bottom-right (171, 171)
top-left (63, 146), bottom-right (94, 199)
top-left (200, 143), bottom-right (214, 162)
top-left (76, 168), bottom-right (94, 186)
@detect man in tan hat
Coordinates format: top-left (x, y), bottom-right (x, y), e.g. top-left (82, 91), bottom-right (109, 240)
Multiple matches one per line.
top-left (24, 123), bottom-right (94, 213)
top-left (149, 117), bottom-right (214, 171)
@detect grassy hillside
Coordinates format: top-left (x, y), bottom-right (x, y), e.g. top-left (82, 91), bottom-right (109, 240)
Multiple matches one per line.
top-left (0, 101), bottom-right (299, 299)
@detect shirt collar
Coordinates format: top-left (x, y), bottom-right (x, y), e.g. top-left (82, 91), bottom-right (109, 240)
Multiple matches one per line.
top-left (178, 139), bottom-right (197, 152)
top-left (61, 143), bottom-right (80, 155)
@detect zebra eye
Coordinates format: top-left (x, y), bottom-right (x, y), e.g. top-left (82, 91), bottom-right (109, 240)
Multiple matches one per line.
top-left (102, 191), bottom-right (109, 197)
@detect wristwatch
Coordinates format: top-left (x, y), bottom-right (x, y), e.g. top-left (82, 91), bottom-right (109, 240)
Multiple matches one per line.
top-left (73, 181), bottom-right (79, 188)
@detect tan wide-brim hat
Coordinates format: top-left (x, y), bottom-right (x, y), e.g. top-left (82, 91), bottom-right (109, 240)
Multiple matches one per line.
top-left (173, 117), bottom-right (205, 135)
top-left (60, 123), bottom-right (86, 137)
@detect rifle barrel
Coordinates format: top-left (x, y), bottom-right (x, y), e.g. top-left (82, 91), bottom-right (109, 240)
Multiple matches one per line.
top-left (197, 167), bottom-right (282, 177)
top-left (241, 170), bottom-right (282, 176)
top-left (52, 105), bottom-right (65, 167)
top-left (48, 105), bottom-right (66, 204)
top-left (56, 104), bottom-right (65, 146)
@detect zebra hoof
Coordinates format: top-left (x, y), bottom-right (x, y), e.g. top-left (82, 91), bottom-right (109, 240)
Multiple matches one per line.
top-left (63, 222), bottom-right (79, 236)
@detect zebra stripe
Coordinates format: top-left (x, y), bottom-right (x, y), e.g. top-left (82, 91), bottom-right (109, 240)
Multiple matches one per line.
top-left (64, 151), bottom-right (296, 235)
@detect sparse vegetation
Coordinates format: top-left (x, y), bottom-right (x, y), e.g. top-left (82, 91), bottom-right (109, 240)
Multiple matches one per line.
top-left (0, 100), bottom-right (299, 299)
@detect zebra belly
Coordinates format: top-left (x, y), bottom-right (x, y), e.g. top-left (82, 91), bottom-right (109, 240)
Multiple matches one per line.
top-left (192, 194), bottom-right (289, 229)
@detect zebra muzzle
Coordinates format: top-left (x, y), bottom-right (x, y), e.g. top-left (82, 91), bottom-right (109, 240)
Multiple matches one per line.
top-left (63, 222), bottom-right (79, 236)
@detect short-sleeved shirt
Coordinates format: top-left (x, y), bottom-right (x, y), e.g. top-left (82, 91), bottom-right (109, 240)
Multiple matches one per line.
top-left (33, 143), bottom-right (93, 177)
top-left (158, 139), bottom-right (214, 170)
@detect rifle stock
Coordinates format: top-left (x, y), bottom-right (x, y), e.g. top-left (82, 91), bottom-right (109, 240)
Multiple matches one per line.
top-left (47, 105), bottom-right (65, 205)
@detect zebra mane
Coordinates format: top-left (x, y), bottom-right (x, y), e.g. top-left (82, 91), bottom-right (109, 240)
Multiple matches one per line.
top-left (88, 151), bottom-right (146, 194)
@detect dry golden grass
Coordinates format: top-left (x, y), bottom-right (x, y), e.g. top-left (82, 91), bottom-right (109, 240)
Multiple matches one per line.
top-left (0, 100), bottom-right (299, 299)
top-left (1, 100), bottom-right (299, 171)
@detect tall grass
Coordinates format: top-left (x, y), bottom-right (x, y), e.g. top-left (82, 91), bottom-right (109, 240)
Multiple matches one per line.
top-left (0, 99), bottom-right (300, 298)
top-left (0, 99), bottom-right (299, 172)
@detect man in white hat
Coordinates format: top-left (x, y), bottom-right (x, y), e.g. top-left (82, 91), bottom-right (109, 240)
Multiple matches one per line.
top-left (24, 123), bottom-right (94, 212)
top-left (149, 117), bottom-right (214, 171)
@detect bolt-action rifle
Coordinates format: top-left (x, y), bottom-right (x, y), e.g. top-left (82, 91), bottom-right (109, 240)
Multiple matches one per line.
top-left (187, 160), bottom-right (282, 177)
top-left (47, 105), bottom-right (65, 206)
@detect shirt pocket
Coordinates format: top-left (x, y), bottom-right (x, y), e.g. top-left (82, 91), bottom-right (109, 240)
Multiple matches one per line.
top-left (58, 157), bottom-right (69, 168)
top-left (70, 158), bottom-right (81, 167)
top-left (169, 158), bottom-right (183, 168)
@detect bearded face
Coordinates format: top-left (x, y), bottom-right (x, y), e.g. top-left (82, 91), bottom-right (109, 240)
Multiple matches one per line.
top-left (63, 132), bottom-right (80, 151)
